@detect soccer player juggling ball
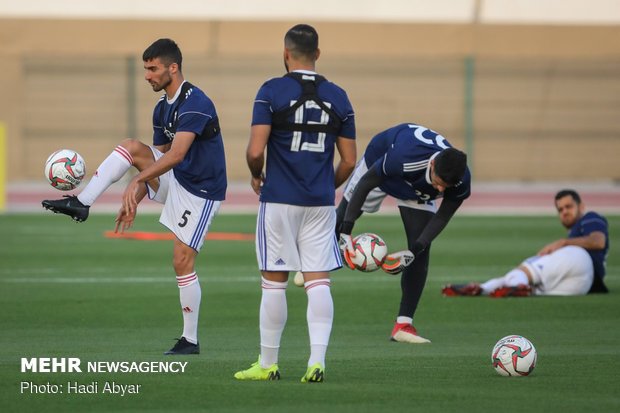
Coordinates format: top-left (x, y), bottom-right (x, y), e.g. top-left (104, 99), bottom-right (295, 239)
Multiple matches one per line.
top-left (42, 39), bottom-right (227, 355)
top-left (337, 123), bottom-right (470, 344)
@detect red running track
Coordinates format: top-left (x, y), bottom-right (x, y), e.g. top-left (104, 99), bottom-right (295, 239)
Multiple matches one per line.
top-left (7, 182), bottom-right (620, 215)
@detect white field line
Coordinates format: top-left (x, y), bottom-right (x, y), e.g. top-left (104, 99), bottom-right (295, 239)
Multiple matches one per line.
top-left (0, 271), bottom-right (493, 284)
top-left (0, 276), bottom-right (394, 284)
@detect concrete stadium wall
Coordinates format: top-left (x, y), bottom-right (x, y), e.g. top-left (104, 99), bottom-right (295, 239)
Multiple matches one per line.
top-left (2, 19), bottom-right (620, 183)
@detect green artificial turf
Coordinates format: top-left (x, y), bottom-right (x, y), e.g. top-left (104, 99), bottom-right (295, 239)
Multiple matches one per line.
top-left (1, 213), bottom-right (618, 412)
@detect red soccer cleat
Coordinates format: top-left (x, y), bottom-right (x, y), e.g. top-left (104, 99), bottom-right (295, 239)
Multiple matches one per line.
top-left (489, 284), bottom-right (532, 298)
top-left (390, 322), bottom-right (431, 344)
top-left (441, 283), bottom-right (482, 297)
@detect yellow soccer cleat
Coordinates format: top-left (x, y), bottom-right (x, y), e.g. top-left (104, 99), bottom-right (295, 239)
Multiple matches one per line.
top-left (234, 357), bottom-right (280, 381)
top-left (301, 363), bottom-right (324, 383)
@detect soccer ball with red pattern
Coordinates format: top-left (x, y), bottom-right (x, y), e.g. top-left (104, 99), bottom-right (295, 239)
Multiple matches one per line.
top-left (44, 149), bottom-right (86, 191)
top-left (350, 233), bottom-right (388, 272)
top-left (492, 335), bottom-right (537, 377)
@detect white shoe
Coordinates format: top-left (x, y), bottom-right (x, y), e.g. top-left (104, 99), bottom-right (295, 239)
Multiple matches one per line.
top-left (293, 271), bottom-right (305, 287)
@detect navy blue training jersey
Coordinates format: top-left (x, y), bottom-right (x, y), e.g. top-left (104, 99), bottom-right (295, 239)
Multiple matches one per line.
top-left (364, 123), bottom-right (471, 203)
top-left (252, 70), bottom-right (355, 206)
top-left (569, 211), bottom-right (609, 279)
top-left (152, 81), bottom-right (227, 200)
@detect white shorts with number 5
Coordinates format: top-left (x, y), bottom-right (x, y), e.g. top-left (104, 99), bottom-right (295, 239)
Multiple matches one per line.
top-left (256, 202), bottom-right (342, 272)
top-left (146, 147), bottom-right (221, 252)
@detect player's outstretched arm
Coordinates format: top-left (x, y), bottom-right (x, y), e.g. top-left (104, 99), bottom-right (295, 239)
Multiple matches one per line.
top-left (537, 239), bottom-right (566, 256)
top-left (380, 198), bottom-right (462, 275)
top-left (123, 132), bottom-right (194, 214)
top-left (115, 176), bottom-right (149, 233)
top-left (414, 197), bottom-right (463, 253)
top-left (340, 168), bottom-right (383, 234)
top-left (538, 231), bottom-right (606, 256)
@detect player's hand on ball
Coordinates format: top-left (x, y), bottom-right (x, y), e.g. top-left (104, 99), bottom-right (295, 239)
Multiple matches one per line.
top-left (339, 234), bottom-right (356, 270)
top-left (381, 250), bottom-right (415, 275)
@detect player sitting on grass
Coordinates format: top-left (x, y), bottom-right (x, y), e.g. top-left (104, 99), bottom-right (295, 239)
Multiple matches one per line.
top-left (443, 189), bottom-right (609, 297)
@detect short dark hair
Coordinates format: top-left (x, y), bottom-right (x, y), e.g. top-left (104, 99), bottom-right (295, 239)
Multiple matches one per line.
top-left (142, 38), bottom-right (182, 71)
top-left (555, 189), bottom-right (581, 204)
top-left (434, 148), bottom-right (467, 186)
top-left (284, 24), bottom-right (319, 59)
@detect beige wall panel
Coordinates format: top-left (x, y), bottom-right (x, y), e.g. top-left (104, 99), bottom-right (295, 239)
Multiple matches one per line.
top-left (476, 135), bottom-right (620, 180)
top-left (2, 18), bottom-right (620, 183)
top-left (0, 20), bottom-right (216, 55)
top-left (2, 57), bottom-right (24, 181)
top-left (474, 25), bottom-right (620, 57)
top-left (3, 20), bottom-right (620, 57)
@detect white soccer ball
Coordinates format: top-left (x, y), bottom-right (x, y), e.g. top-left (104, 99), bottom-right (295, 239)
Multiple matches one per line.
top-left (44, 149), bottom-right (86, 191)
top-left (350, 233), bottom-right (388, 272)
top-left (491, 335), bottom-right (537, 377)
top-left (293, 271), bottom-right (305, 287)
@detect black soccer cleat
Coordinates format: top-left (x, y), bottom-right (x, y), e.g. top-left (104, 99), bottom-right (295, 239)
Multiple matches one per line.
top-left (164, 337), bottom-right (200, 355)
top-left (42, 195), bottom-right (90, 222)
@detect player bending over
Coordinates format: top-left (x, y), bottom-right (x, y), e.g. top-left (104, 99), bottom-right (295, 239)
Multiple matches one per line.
top-left (337, 122), bottom-right (470, 344)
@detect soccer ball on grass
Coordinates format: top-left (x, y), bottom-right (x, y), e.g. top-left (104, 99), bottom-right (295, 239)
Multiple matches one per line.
top-left (44, 149), bottom-right (86, 191)
top-left (349, 233), bottom-right (388, 272)
top-left (491, 335), bottom-right (537, 377)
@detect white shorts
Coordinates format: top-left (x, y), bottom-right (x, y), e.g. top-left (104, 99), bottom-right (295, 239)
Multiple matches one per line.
top-left (256, 202), bottom-right (342, 272)
top-left (522, 245), bottom-right (594, 296)
top-left (147, 147), bottom-right (221, 252)
top-left (342, 158), bottom-right (437, 213)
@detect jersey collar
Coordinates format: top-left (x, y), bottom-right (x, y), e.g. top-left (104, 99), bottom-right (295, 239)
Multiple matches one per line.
top-left (425, 152), bottom-right (441, 185)
top-left (291, 69), bottom-right (318, 75)
top-left (166, 80), bottom-right (187, 105)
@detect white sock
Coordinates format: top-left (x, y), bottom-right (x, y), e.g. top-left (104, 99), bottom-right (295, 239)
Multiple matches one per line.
top-left (480, 277), bottom-right (504, 294)
top-left (260, 277), bottom-right (288, 368)
top-left (305, 279), bottom-right (333, 368)
top-left (396, 316), bottom-right (413, 325)
top-left (504, 268), bottom-right (530, 286)
top-left (77, 146), bottom-right (133, 206)
top-left (177, 272), bottom-right (201, 345)
top-left (481, 269), bottom-right (529, 294)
